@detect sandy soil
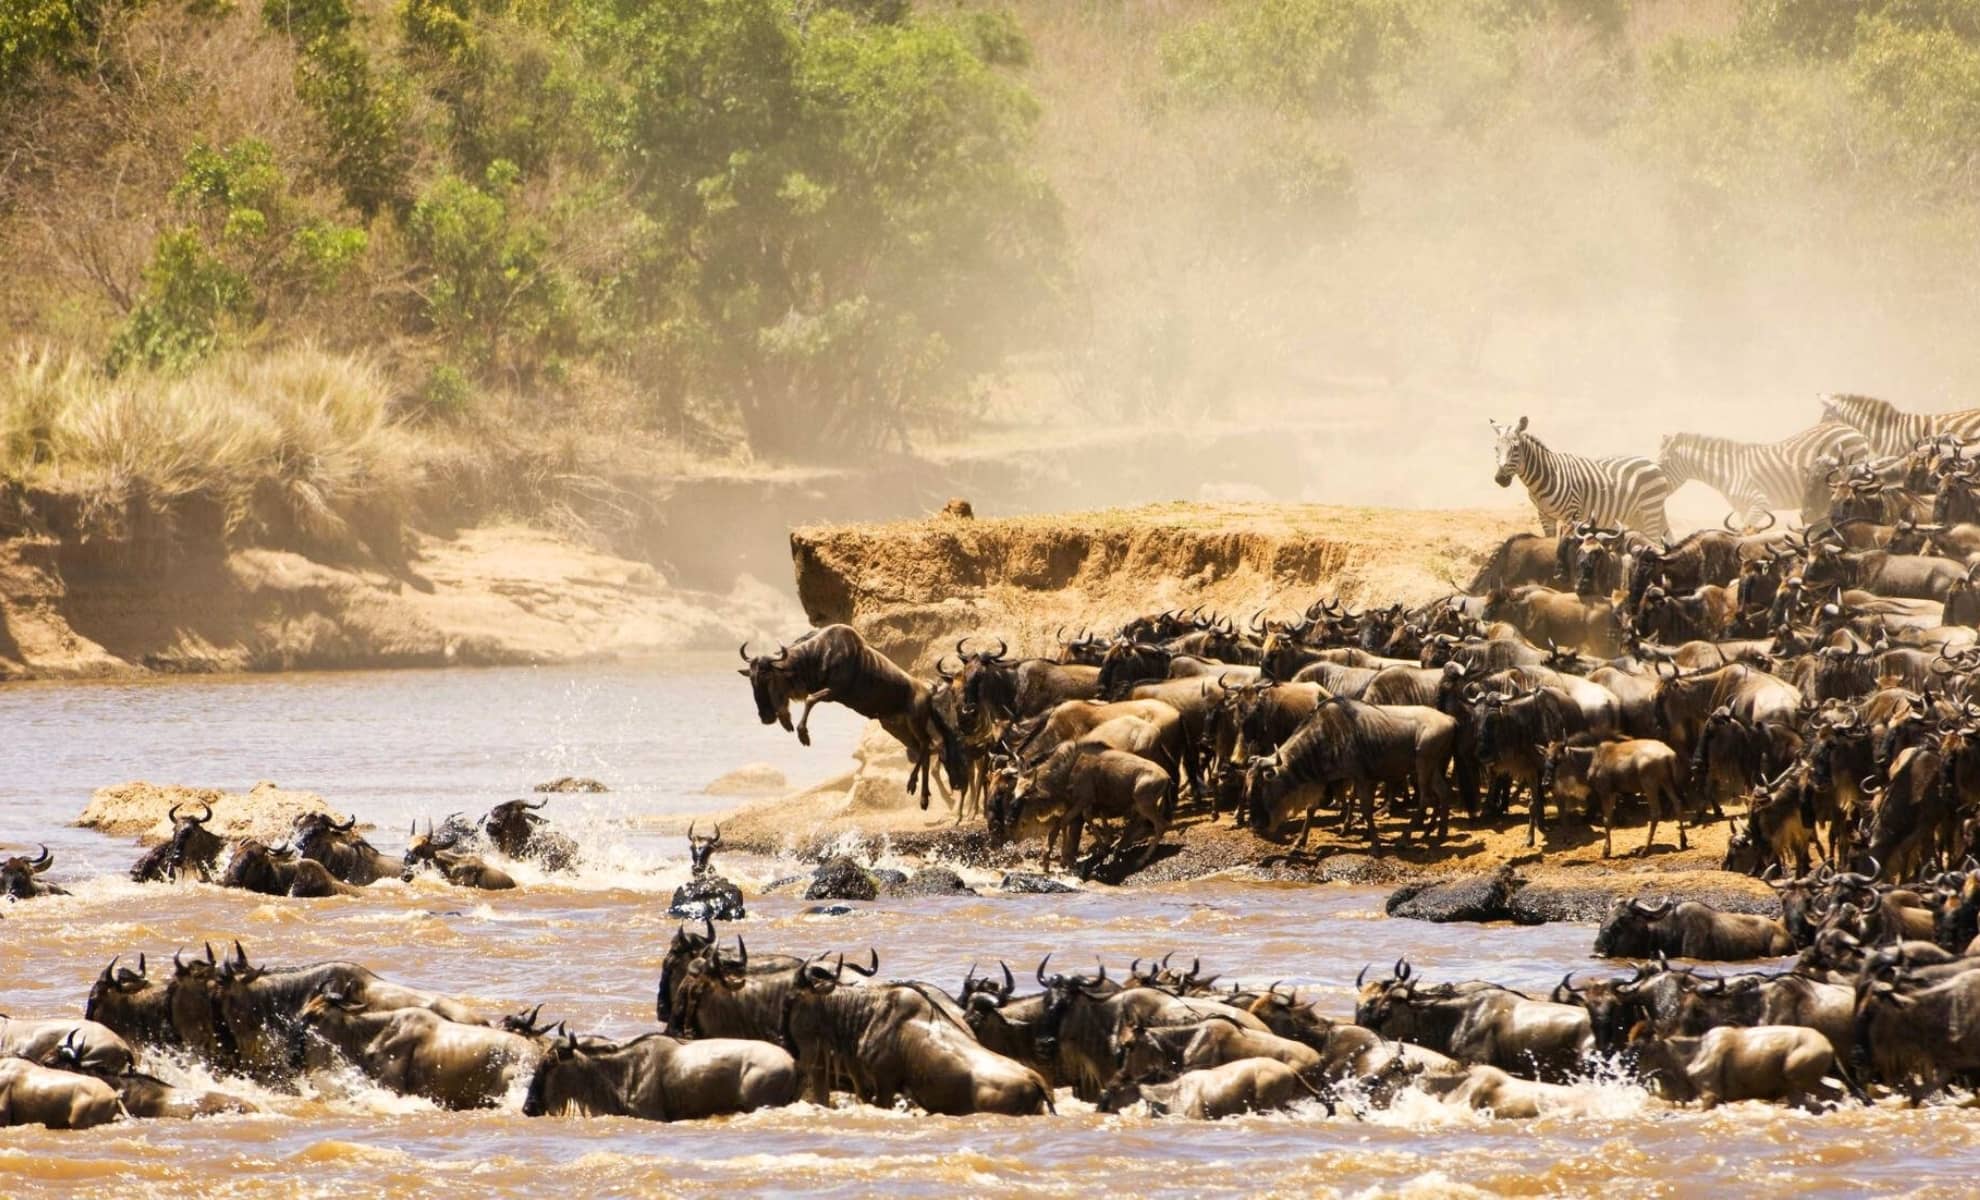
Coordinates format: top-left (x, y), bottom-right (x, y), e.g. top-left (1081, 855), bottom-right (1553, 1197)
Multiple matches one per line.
top-left (791, 501), bottom-right (1530, 668)
top-left (0, 524), bottom-right (799, 680)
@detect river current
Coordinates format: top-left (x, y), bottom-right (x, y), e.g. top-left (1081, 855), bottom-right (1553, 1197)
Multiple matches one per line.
top-left (3, 660), bottom-right (1978, 1198)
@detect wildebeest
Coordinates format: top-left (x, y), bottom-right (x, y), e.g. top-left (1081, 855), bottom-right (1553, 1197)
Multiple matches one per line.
top-left (0, 1057), bottom-right (120, 1129)
top-left (296, 989), bottom-right (541, 1108)
top-left (403, 820), bottom-right (516, 890)
top-left (292, 812), bottom-right (399, 885)
top-left (129, 805), bottom-right (225, 883)
top-left (0, 844), bottom-right (67, 899)
top-left (1015, 740), bottom-right (1174, 872)
top-left (220, 839), bottom-right (359, 898)
top-left (741, 625), bottom-right (966, 808)
top-left (479, 799), bottom-right (579, 872)
top-left (656, 925), bottom-right (805, 1042)
top-left (1100, 1055), bottom-right (1322, 1119)
top-left (668, 822), bottom-right (745, 922)
top-left (1591, 898), bottom-right (1793, 961)
top-left (1243, 696), bottom-right (1457, 848)
top-left (783, 953), bottom-right (1052, 1115)
top-left (1628, 1023), bottom-right (1851, 1109)
top-left (0, 1016), bottom-right (137, 1075)
top-left (522, 1028), bottom-right (798, 1120)
top-left (1354, 964), bottom-right (1591, 1082)
top-left (1539, 735), bottom-right (1687, 857)
top-left (205, 942), bottom-right (486, 1079)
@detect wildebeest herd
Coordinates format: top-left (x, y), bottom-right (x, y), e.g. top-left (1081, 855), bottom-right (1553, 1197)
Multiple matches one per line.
top-left (740, 395), bottom-right (1980, 886)
top-left (15, 907), bottom-right (1980, 1131)
top-left (17, 391), bottom-right (1980, 1130)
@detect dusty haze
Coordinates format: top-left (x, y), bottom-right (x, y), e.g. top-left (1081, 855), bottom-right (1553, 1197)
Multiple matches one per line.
top-left (965, 0), bottom-right (1980, 529)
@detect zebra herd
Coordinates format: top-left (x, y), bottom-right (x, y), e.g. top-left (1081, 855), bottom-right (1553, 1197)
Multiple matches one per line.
top-left (1491, 394), bottom-right (1980, 537)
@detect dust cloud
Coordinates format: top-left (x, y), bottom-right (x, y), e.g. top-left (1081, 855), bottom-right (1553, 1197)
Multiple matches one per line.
top-left (980, 1), bottom-right (1980, 532)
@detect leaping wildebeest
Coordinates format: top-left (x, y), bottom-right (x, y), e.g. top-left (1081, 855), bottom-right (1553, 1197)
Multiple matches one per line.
top-left (742, 625), bottom-right (966, 809)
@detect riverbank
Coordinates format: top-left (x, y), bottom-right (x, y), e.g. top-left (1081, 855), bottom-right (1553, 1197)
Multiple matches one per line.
top-left (0, 522), bottom-right (799, 679)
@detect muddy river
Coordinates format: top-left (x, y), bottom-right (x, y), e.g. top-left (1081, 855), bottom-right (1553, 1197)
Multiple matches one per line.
top-left (4, 660), bottom-right (1978, 1197)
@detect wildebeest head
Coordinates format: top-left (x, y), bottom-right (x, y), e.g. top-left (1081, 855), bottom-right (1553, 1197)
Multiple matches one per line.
top-left (402, 819), bottom-right (456, 873)
top-left (219, 839), bottom-right (295, 894)
top-left (687, 821), bottom-right (722, 878)
top-left (738, 642), bottom-right (796, 730)
top-left (85, 954), bottom-right (163, 1039)
top-left (1033, 954), bottom-right (1117, 1038)
top-left (954, 637), bottom-right (1012, 724)
top-left (1489, 415), bottom-right (1530, 488)
top-left (0, 844), bottom-right (57, 899)
top-left (134, 804), bottom-right (223, 883)
top-left (291, 811), bottom-right (358, 854)
top-left (1552, 966), bottom-right (1658, 1050)
top-left (1592, 896), bottom-right (1675, 958)
top-left (481, 799), bottom-right (549, 858)
top-left (1351, 958), bottom-right (1417, 1027)
top-left (959, 960), bottom-right (1018, 1010)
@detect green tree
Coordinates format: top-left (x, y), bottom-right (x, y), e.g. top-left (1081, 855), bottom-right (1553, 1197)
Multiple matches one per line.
top-left (109, 139), bottom-right (367, 373)
top-left (582, 0), bottom-right (1062, 456)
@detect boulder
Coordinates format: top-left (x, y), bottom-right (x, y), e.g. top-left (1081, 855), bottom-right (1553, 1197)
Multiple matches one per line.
top-left (1386, 866), bottom-right (1524, 924)
top-left (702, 764), bottom-right (788, 797)
top-left (669, 875), bottom-right (746, 921)
top-left (999, 872), bottom-right (1077, 894)
top-left (804, 857), bottom-right (879, 902)
top-left (79, 781), bottom-right (342, 845)
top-left (883, 867), bottom-right (977, 897)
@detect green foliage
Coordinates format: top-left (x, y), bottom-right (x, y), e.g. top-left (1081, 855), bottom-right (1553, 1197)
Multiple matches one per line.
top-left (1, 0), bottom-right (115, 92)
top-left (1741, 0), bottom-right (1980, 57)
top-left (108, 230), bottom-right (252, 373)
top-left (109, 139), bottom-right (367, 373)
top-left (400, 0), bottom-right (474, 59)
top-left (406, 162), bottom-right (576, 379)
top-left (1160, 0), bottom-right (1417, 113)
top-left (1849, 15), bottom-right (1980, 186)
top-left (946, 8), bottom-right (1030, 67)
top-left (579, 0), bottom-right (1062, 454)
top-left (296, 35), bottom-right (412, 217)
top-left (418, 361), bottom-right (473, 418)
top-left (261, 0), bottom-right (351, 44)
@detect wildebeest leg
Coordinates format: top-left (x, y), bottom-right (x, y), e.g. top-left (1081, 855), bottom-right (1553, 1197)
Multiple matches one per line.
top-left (1360, 781), bottom-right (1382, 850)
top-left (794, 689), bottom-right (836, 747)
top-left (1638, 786), bottom-right (1658, 858)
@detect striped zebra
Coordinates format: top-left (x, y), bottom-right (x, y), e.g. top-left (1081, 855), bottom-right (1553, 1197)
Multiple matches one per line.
top-left (1656, 422), bottom-right (1872, 524)
top-left (1821, 393), bottom-right (1980, 458)
top-left (1489, 416), bottom-right (1671, 539)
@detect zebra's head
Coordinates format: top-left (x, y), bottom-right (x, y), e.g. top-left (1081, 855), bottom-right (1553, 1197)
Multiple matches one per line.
top-left (1490, 415), bottom-right (1529, 487)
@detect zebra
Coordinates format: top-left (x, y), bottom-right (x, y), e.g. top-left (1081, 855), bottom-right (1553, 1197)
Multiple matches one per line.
top-left (1656, 422), bottom-right (1873, 525)
top-left (1821, 393), bottom-right (1980, 458)
top-left (1489, 416), bottom-right (1671, 539)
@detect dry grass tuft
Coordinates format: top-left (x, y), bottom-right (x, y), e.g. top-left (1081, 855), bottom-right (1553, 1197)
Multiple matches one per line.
top-left (0, 342), bottom-right (426, 549)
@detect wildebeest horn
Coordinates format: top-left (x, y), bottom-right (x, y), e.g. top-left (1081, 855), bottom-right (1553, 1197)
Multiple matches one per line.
top-left (1356, 964), bottom-right (1369, 988)
top-left (990, 638), bottom-right (1008, 660)
top-left (1000, 961), bottom-right (1015, 995)
top-left (1037, 953), bottom-right (1053, 986)
top-left (29, 844), bottom-right (50, 872)
top-left (956, 636), bottom-right (973, 658)
top-left (333, 814), bottom-right (355, 832)
top-left (701, 914), bottom-right (715, 943)
top-left (1560, 972), bottom-right (1580, 995)
top-left (846, 948), bottom-right (879, 977)
top-left (739, 642), bottom-right (753, 663)
top-left (169, 803), bottom-right (184, 824)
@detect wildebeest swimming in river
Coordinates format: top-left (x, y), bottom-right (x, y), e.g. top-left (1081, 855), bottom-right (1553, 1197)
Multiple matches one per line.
top-left (741, 624), bottom-right (967, 809)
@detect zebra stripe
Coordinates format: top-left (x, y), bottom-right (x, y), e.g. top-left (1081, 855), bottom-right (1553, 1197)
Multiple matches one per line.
top-left (1491, 420), bottom-right (1671, 539)
top-left (1821, 393), bottom-right (1980, 458)
top-left (1657, 422), bottom-right (1872, 521)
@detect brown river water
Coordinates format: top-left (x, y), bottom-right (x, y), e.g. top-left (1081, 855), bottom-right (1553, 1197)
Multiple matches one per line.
top-left (4, 657), bottom-right (1979, 1198)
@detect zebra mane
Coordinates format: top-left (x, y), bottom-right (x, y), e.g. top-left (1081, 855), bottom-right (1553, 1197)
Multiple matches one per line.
top-left (1825, 393), bottom-right (1894, 418)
